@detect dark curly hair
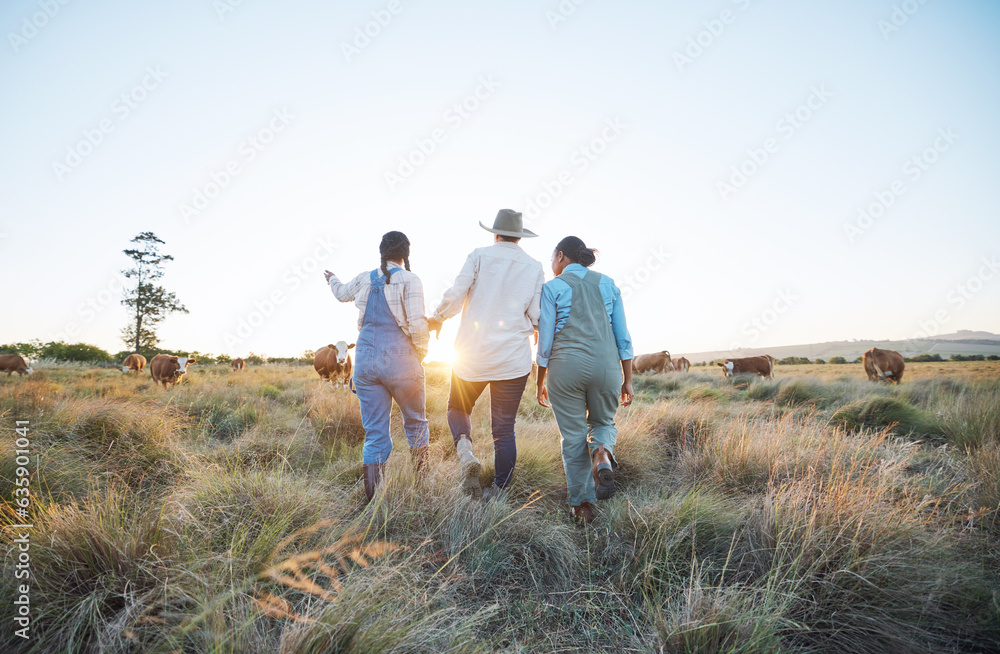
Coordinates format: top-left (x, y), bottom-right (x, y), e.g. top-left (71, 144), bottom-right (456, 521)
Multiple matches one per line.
top-left (379, 231), bottom-right (411, 282)
top-left (554, 235), bottom-right (598, 267)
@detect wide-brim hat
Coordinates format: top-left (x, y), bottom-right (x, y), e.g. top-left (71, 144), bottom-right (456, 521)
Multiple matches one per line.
top-left (479, 208), bottom-right (538, 238)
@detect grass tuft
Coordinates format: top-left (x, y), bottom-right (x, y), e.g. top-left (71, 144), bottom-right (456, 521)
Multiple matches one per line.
top-left (308, 387), bottom-right (366, 447)
top-left (830, 395), bottom-right (940, 436)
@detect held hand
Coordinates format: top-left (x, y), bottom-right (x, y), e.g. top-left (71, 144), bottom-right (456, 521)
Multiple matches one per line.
top-left (620, 382), bottom-right (634, 407)
top-left (536, 383), bottom-right (550, 408)
top-left (533, 327), bottom-right (539, 346)
top-left (324, 270), bottom-right (335, 282)
top-left (427, 318), bottom-right (443, 339)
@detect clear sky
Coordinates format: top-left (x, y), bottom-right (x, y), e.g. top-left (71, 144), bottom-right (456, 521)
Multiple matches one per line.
top-left (2, 0), bottom-right (998, 361)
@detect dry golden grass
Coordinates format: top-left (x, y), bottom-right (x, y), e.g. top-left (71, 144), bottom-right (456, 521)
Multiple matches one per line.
top-left (0, 360), bottom-right (998, 652)
top-left (752, 360), bottom-right (1000, 382)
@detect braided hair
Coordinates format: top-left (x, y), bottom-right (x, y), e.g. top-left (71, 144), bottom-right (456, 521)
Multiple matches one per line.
top-left (379, 231), bottom-right (411, 282)
top-left (554, 235), bottom-right (598, 267)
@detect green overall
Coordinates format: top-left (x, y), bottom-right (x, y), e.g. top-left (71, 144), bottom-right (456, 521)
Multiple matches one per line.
top-left (548, 269), bottom-right (622, 507)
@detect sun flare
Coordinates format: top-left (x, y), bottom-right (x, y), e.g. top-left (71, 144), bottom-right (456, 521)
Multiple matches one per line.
top-left (427, 338), bottom-right (458, 365)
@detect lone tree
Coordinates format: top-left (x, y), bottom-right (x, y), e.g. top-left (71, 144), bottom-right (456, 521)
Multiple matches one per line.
top-left (121, 232), bottom-right (188, 353)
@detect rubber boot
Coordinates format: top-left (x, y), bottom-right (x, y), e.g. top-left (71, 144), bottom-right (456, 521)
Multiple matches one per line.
top-left (363, 462), bottom-right (385, 504)
top-left (410, 446), bottom-right (428, 474)
top-left (455, 435), bottom-right (482, 500)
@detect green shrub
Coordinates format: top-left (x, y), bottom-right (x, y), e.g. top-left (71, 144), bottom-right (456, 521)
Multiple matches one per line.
top-left (259, 384), bottom-right (282, 399)
top-left (746, 380), bottom-right (781, 402)
top-left (191, 400), bottom-right (259, 439)
top-left (830, 396), bottom-right (940, 436)
top-left (635, 375), bottom-right (681, 396)
top-left (775, 380), bottom-right (825, 407)
top-left (39, 341), bottom-right (111, 363)
top-left (686, 386), bottom-right (726, 402)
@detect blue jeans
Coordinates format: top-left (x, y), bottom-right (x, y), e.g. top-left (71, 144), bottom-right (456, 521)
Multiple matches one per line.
top-left (354, 351), bottom-right (428, 464)
top-left (447, 373), bottom-right (529, 488)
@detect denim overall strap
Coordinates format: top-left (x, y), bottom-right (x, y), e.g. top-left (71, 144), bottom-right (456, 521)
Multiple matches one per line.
top-left (369, 269), bottom-right (385, 293)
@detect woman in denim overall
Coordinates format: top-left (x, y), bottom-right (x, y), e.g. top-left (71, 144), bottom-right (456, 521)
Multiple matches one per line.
top-left (326, 232), bottom-right (429, 503)
top-left (536, 236), bottom-right (634, 524)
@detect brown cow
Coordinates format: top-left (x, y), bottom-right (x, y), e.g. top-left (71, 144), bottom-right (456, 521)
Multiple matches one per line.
top-left (672, 356), bottom-right (690, 372)
top-left (232, 357), bottom-right (245, 372)
top-left (0, 354), bottom-right (33, 376)
top-left (314, 341), bottom-right (355, 387)
top-left (149, 354), bottom-right (196, 388)
top-left (717, 355), bottom-right (774, 378)
top-left (632, 350), bottom-right (672, 374)
top-left (121, 353), bottom-right (146, 373)
top-left (862, 347), bottom-right (904, 384)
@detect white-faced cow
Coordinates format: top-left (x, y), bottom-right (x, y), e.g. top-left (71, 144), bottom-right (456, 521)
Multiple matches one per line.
top-left (314, 342), bottom-right (355, 387)
top-left (672, 356), bottom-right (691, 372)
top-left (0, 354), bottom-right (33, 376)
top-left (232, 357), bottom-right (245, 372)
top-left (632, 351), bottom-right (672, 374)
top-left (718, 355), bottom-right (774, 378)
top-left (862, 347), bottom-right (905, 384)
top-left (122, 353), bottom-right (146, 373)
top-left (149, 354), bottom-right (196, 388)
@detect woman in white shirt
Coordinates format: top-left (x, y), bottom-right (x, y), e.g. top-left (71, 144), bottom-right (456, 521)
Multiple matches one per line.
top-left (325, 231), bottom-right (430, 503)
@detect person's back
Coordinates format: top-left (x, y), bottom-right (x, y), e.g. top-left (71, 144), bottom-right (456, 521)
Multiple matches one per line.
top-left (430, 209), bottom-right (544, 500)
top-left (449, 241), bottom-right (542, 382)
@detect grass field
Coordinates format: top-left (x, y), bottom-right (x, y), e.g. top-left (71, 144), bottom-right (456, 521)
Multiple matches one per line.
top-left (1, 361), bottom-right (999, 653)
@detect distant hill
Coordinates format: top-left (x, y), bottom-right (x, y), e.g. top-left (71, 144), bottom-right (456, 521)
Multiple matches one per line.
top-left (925, 329), bottom-right (1000, 342)
top-left (678, 331), bottom-right (1000, 364)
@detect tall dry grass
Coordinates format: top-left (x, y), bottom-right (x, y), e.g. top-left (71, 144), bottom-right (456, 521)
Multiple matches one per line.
top-left (1, 362), bottom-right (998, 652)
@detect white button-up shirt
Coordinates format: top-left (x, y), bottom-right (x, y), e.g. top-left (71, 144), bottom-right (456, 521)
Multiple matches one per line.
top-left (433, 242), bottom-right (544, 382)
top-left (328, 263), bottom-right (429, 358)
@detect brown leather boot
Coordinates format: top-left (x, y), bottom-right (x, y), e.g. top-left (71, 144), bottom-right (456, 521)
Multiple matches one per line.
top-left (410, 446), bottom-right (428, 473)
top-left (572, 502), bottom-right (595, 524)
top-left (363, 463), bottom-right (385, 503)
top-left (592, 445), bottom-right (616, 501)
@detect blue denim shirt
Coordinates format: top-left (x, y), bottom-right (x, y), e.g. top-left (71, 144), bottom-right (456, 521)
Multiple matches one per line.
top-left (536, 263), bottom-right (633, 367)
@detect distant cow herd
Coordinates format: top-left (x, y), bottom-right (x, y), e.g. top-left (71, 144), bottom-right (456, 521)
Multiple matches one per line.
top-left (0, 345), bottom-right (907, 386)
top-left (628, 348), bottom-right (905, 384)
top-left (631, 351), bottom-right (691, 374)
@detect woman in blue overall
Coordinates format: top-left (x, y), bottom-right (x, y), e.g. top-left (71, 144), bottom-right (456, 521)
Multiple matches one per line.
top-left (536, 236), bottom-right (634, 524)
top-left (325, 231), bottom-right (430, 503)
